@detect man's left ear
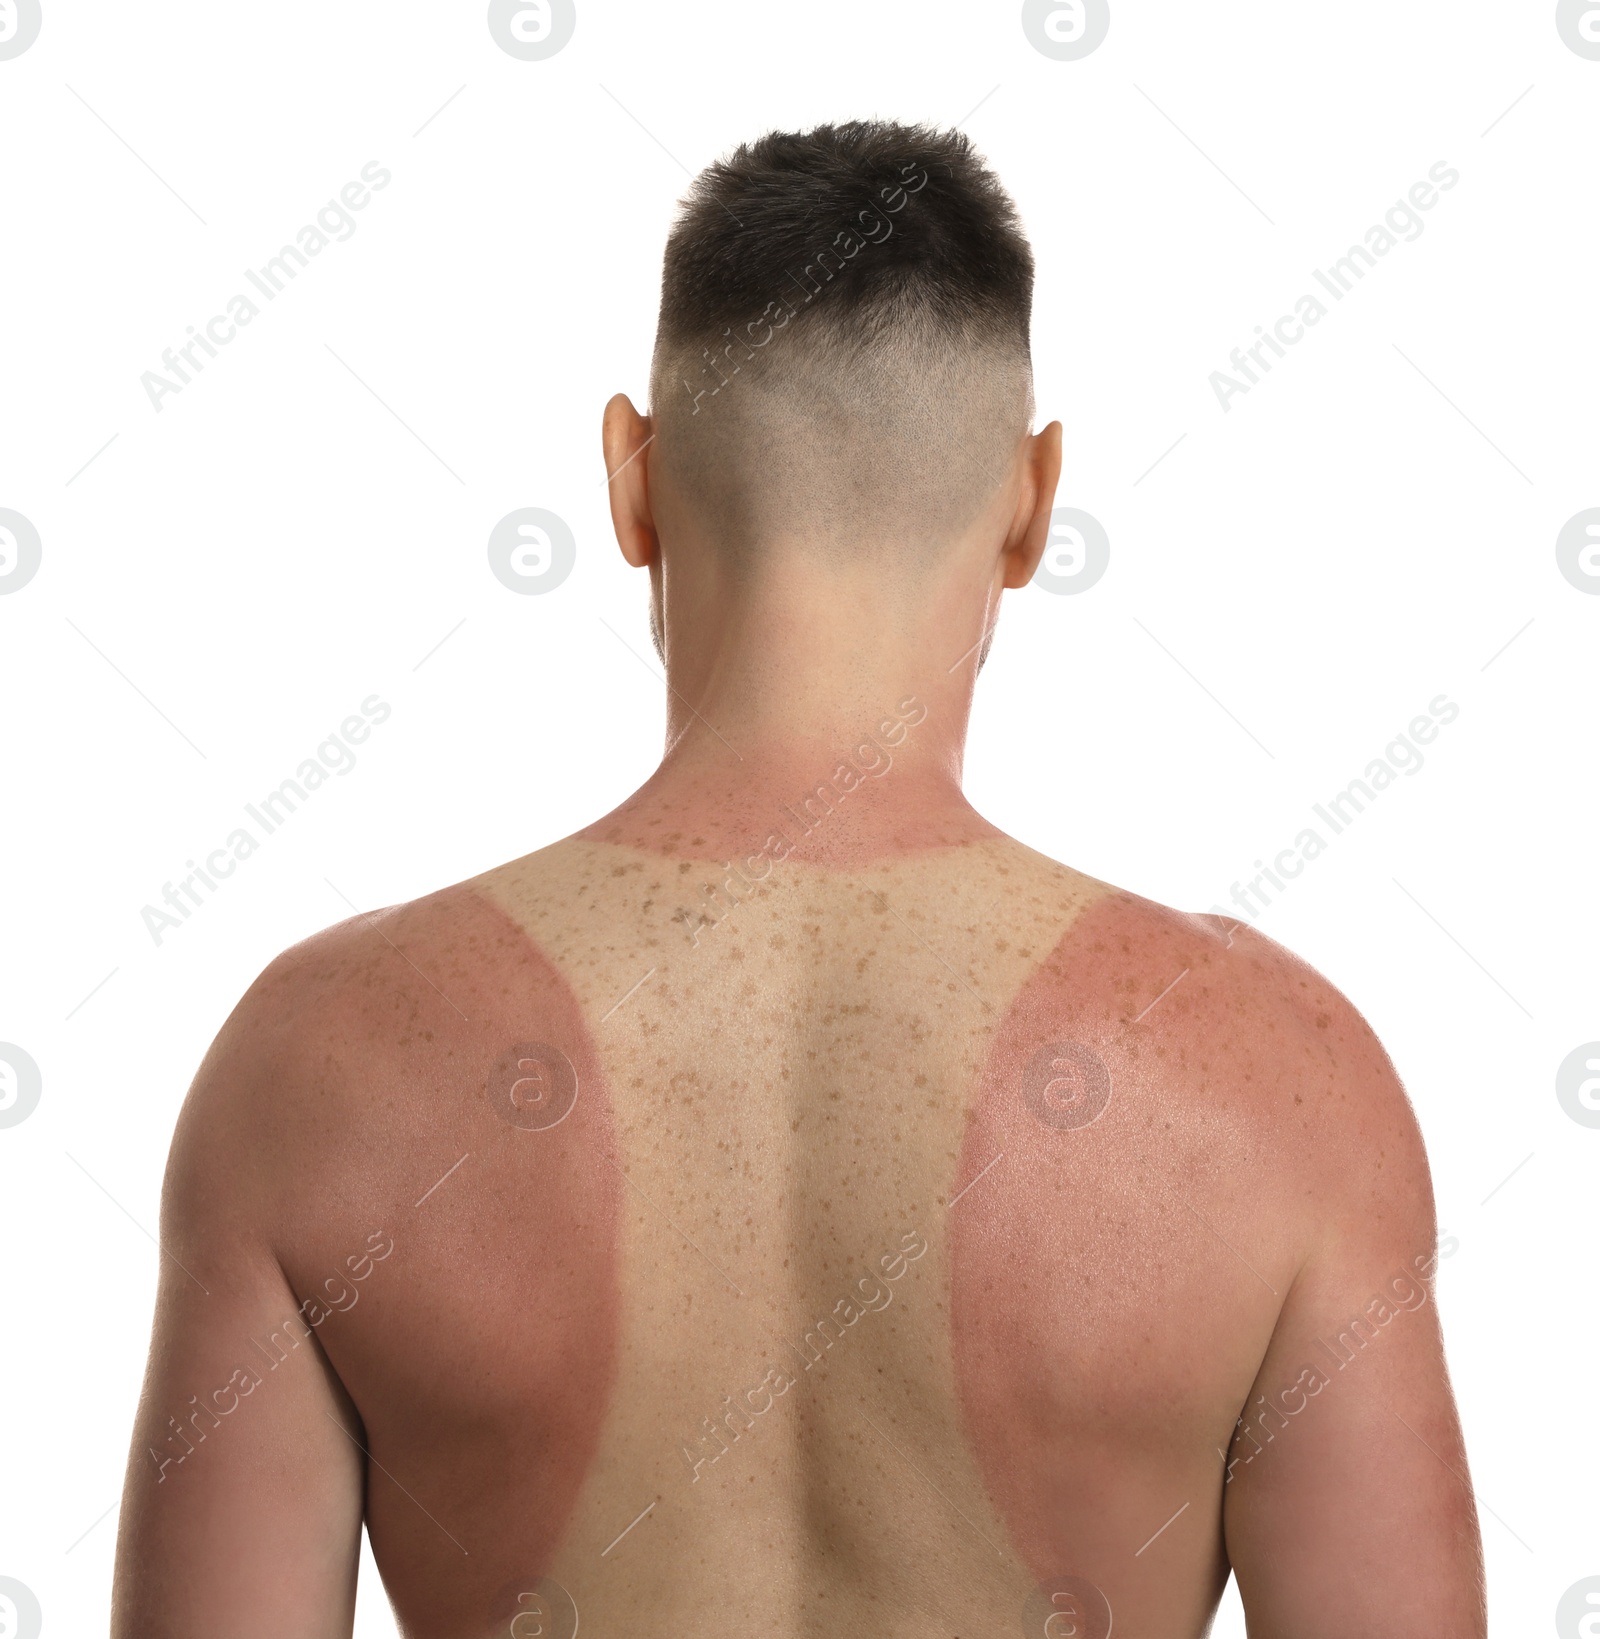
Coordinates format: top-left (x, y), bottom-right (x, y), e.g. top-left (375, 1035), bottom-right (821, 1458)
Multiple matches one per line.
top-left (602, 393), bottom-right (658, 570)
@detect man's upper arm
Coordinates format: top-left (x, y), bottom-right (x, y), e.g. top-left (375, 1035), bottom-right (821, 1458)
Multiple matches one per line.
top-left (1221, 976), bottom-right (1486, 1637)
top-left (112, 960), bottom-right (365, 1639)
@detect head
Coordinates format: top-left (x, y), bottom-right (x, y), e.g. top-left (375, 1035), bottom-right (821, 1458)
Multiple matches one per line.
top-left (604, 120), bottom-right (1061, 688)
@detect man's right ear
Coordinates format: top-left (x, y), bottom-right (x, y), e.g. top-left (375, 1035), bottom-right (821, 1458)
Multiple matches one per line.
top-left (601, 393), bottom-right (658, 570)
top-left (999, 419), bottom-right (1063, 589)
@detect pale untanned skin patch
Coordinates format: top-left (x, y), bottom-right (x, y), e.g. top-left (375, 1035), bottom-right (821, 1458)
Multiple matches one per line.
top-left (466, 832), bottom-right (1107, 1636)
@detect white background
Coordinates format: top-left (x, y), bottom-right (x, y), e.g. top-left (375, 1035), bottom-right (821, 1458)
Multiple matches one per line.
top-left (1, 2), bottom-right (1596, 1634)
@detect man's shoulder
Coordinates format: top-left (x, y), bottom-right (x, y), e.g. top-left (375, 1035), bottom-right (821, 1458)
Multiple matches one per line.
top-left (992, 842), bottom-right (1425, 1158)
top-left (221, 881), bottom-right (504, 1055)
top-left (225, 836), bottom-right (597, 1035)
top-left (201, 833), bottom-right (671, 1097)
top-left (1084, 881), bottom-right (1427, 1185)
top-left (168, 866), bottom-right (573, 1211)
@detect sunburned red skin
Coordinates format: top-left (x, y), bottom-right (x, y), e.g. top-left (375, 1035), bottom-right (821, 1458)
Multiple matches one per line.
top-left (947, 894), bottom-right (1318, 1631)
top-left (576, 696), bottom-right (1006, 868)
top-left (262, 886), bottom-right (623, 1635)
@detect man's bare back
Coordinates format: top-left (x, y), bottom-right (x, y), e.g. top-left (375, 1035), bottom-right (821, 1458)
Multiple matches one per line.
top-left (112, 120), bottom-right (1484, 1637)
top-left (113, 796), bottom-right (1481, 1635)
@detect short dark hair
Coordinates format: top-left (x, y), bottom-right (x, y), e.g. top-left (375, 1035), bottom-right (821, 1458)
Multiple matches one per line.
top-left (655, 120), bottom-right (1034, 362)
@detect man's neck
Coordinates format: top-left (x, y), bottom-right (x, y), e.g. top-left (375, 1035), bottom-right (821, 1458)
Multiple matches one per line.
top-left (581, 562), bottom-right (1002, 865)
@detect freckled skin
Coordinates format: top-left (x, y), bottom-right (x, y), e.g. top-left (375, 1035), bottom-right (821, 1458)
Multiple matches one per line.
top-left (112, 817), bottom-right (1484, 1638)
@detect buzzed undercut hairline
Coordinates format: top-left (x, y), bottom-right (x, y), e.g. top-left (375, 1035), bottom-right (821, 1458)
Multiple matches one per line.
top-left (648, 121), bottom-right (1039, 557)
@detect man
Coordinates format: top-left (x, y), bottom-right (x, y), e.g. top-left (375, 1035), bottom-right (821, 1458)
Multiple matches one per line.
top-left (114, 122), bottom-right (1485, 1637)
